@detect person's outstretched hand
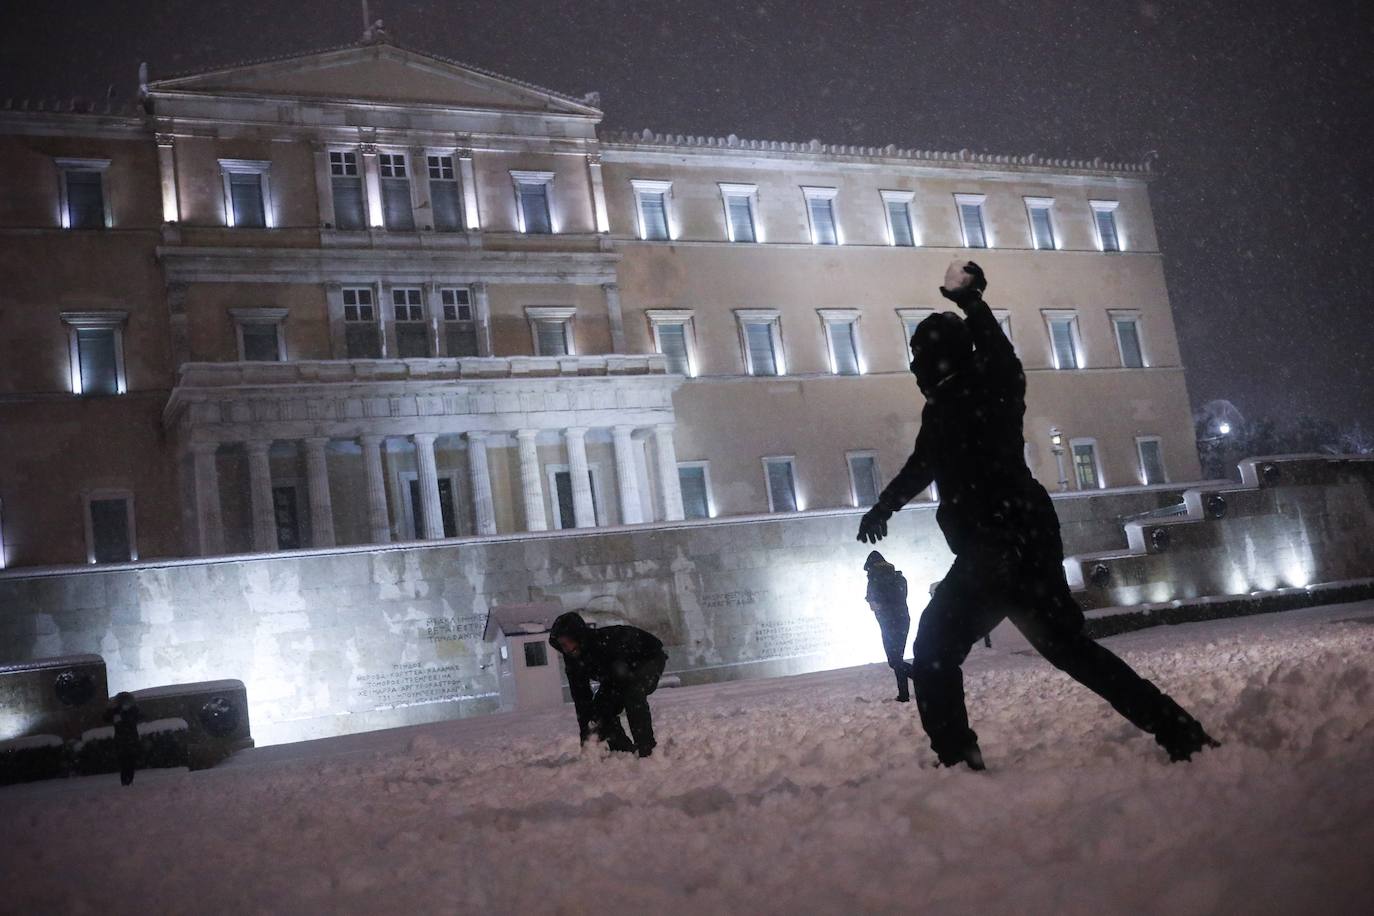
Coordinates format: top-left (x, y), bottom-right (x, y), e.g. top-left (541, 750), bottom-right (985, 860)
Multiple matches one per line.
top-left (857, 506), bottom-right (891, 543)
top-left (939, 260), bottom-right (987, 311)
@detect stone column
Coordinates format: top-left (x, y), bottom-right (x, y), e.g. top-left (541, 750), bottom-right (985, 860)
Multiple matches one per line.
top-left (564, 427), bottom-right (596, 528)
top-left (412, 432), bottom-right (444, 540)
top-left (516, 429), bottom-right (548, 532)
top-left (360, 143), bottom-right (383, 229)
top-left (458, 148), bottom-right (480, 230)
top-left (361, 435), bottom-right (391, 545)
top-left (467, 431), bottom-right (497, 536)
top-left (303, 437), bottom-right (336, 548)
top-left (612, 425), bottom-right (644, 525)
top-left (245, 440), bottom-right (277, 553)
top-left (602, 282), bottom-right (626, 354)
top-left (586, 152), bottom-right (610, 233)
top-left (155, 133), bottom-right (179, 223)
top-left (653, 424), bottom-right (685, 521)
top-left (189, 441), bottom-right (224, 556)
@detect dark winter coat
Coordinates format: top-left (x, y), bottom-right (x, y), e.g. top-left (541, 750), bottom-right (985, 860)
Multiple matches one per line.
top-left (877, 298), bottom-right (1059, 559)
top-left (549, 612), bottom-right (667, 736)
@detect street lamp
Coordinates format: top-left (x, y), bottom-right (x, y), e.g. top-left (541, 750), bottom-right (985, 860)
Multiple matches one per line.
top-left (1049, 427), bottom-right (1069, 491)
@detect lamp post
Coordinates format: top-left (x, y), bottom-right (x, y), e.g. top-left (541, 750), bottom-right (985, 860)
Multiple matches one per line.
top-left (1050, 427), bottom-right (1069, 491)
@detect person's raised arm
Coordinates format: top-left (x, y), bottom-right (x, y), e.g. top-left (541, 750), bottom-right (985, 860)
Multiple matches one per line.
top-left (940, 261), bottom-right (1020, 382)
top-left (857, 427), bottom-right (934, 543)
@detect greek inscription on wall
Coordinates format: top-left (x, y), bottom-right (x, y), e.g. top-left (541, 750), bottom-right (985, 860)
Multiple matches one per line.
top-left (701, 589), bottom-right (769, 609)
top-left (422, 615), bottom-right (484, 643)
top-left (753, 617), bottom-right (832, 659)
top-left (352, 662), bottom-right (469, 710)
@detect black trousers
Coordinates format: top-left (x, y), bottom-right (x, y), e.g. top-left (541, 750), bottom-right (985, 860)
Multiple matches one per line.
top-left (593, 655), bottom-right (666, 751)
top-left (877, 612), bottom-right (915, 699)
top-left (912, 547), bottom-right (1198, 764)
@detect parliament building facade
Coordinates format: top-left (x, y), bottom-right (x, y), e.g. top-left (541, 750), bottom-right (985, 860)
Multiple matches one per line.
top-left (0, 39), bottom-right (1200, 569)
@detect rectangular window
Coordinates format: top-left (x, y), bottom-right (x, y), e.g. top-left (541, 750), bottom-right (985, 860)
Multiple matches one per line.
top-left (441, 287), bottom-right (479, 357)
top-left (847, 452), bottom-right (881, 508)
top-left (1046, 314), bottom-right (1081, 370)
top-left (739, 314), bottom-right (783, 376)
top-left (720, 183), bottom-right (758, 242)
top-left (803, 188), bottom-right (839, 245)
top-left (378, 153), bottom-right (414, 231)
top-left (820, 311), bottom-right (861, 376)
top-left (883, 191), bottom-right (916, 247)
top-left (391, 287), bottom-right (428, 358)
top-left (763, 457), bottom-right (798, 513)
top-left (329, 151), bottom-right (365, 230)
top-left (1071, 440), bottom-right (1102, 490)
top-left (1091, 200), bottom-right (1121, 252)
top-left (342, 287), bottom-right (381, 359)
top-left (552, 468), bottom-right (600, 529)
top-left (58, 159), bottom-right (110, 230)
top-left (408, 476), bottom-right (458, 538)
top-left (87, 493), bottom-right (134, 564)
top-left (427, 154), bottom-right (463, 231)
top-left (228, 172), bottom-right (266, 227)
top-left (632, 180), bottom-right (672, 241)
top-left (524, 641), bottom-right (549, 668)
top-left (678, 463), bottom-right (712, 519)
top-left (1025, 197), bottom-right (1055, 250)
top-left (77, 328), bottom-right (119, 395)
top-left (1137, 437), bottom-right (1167, 485)
top-left (513, 171), bottom-right (555, 234)
top-left (647, 312), bottom-right (695, 376)
top-left (1112, 314), bottom-right (1145, 368)
top-left (241, 322), bottom-right (281, 361)
top-left (955, 193), bottom-right (988, 248)
top-left (527, 307), bottom-right (575, 357)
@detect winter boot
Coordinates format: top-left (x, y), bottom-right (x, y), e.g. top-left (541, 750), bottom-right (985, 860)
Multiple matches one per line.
top-left (937, 743), bottom-right (986, 771)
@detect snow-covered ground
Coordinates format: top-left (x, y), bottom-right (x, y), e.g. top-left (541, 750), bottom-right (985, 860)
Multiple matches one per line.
top-left (5, 603), bottom-right (1374, 915)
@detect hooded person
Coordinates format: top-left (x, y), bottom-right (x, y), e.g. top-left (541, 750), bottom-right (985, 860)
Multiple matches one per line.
top-left (548, 611), bottom-right (669, 758)
top-left (864, 550), bottom-right (916, 702)
top-left (857, 261), bottom-right (1218, 769)
top-left (104, 691), bottom-right (141, 786)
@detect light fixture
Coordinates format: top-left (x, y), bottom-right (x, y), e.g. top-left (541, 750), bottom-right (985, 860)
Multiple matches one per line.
top-left (1218, 422), bottom-right (1232, 435)
top-left (1049, 427), bottom-right (1068, 491)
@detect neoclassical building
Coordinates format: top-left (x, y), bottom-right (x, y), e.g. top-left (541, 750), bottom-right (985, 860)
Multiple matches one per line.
top-left (0, 37), bottom-right (1199, 569)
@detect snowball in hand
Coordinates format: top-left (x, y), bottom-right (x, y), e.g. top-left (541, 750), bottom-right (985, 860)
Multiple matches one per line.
top-left (944, 259), bottom-right (976, 292)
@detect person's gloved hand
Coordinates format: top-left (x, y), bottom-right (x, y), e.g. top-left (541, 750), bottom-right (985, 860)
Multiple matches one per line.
top-left (939, 260), bottom-right (987, 311)
top-left (857, 506), bottom-right (891, 544)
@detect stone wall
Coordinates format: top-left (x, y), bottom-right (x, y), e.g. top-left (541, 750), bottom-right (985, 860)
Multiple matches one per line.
top-left (0, 483), bottom-right (1201, 746)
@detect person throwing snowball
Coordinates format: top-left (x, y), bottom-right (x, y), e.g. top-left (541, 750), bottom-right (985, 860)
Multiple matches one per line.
top-left (857, 261), bottom-right (1217, 770)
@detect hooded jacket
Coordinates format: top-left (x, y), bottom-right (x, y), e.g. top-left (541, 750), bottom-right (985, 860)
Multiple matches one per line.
top-left (876, 298), bottom-right (1052, 556)
top-left (549, 612), bottom-right (667, 733)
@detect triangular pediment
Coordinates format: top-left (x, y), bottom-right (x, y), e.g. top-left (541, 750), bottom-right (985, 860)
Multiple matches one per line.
top-left (149, 42), bottom-right (599, 116)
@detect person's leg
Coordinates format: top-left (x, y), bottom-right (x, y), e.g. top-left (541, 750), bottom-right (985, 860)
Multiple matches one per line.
top-left (911, 558), bottom-right (1002, 766)
top-left (1010, 573), bottom-right (1216, 760)
top-left (590, 685), bottom-right (634, 752)
top-left (623, 656), bottom-right (666, 756)
top-left (880, 620), bottom-right (910, 701)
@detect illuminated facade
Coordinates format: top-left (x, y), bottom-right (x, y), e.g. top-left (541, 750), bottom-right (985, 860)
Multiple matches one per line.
top-left (0, 38), bottom-right (1199, 569)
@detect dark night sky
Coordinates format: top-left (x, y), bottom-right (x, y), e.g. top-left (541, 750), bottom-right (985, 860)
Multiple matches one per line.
top-left (5, 1), bottom-right (1372, 427)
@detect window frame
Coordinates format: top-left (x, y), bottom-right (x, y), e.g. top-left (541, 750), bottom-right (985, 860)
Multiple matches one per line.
top-left (399, 467), bottom-right (465, 540)
top-left (801, 186), bottom-right (841, 245)
top-left (1023, 196), bottom-right (1057, 250)
top-left (676, 460), bottom-right (714, 519)
top-left (525, 306), bottom-right (576, 357)
top-left (327, 148), bottom-right (367, 231)
top-left (230, 307), bottom-right (289, 362)
top-left (218, 158), bottom-right (273, 229)
top-left (818, 308), bottom-right (863, 376)
top-left (1109, 309), bottom-right (1147, 368)
top-left (61, 310), bottom-right (128, 396)
top-left (735, 308), bottom-right (785, 376)
top-left (845, 449), bottom-right (882, 508)
top-left (1089, 199), bottom-right (1123, 252)
top-left (761, 455), bottom-right (800, 513)
top-left (719, 182), bottom-right (761, 243)
top-left (1042, 309), bottom-right (1084, 370)
top-left (83, 487), bottom-right (137, 565)
top-left (646, 309), bottom-right (697, 377)
top-left (425, 150), bottom-right (464, 232)
top-left (338, 285), bottom-right (384, 359)
top-left (545, 462), bottom-right (607, 529)
top-left (896, 308), bottom-right (936, 362)
top-left (630, 179), bottom-right (674, 241)
top-left (991, 308), bottom-right (1015, 352)
top-left (1069, 437), bottom-right (1105, 490)
top-left (511, 169), bottom-right (556, 234)
top-left (954, 192), bottom-right (990, 248)
top-left (880, 189), bottom-right (917, 247)
top-left (389, 286), bottom-right (431, 358)
top-left (1135, 435), bottom-right (1168, 486)
top-left (55, 157), bottom-right (112, 229)
top-left (439, 286), bottom-right (483, 357)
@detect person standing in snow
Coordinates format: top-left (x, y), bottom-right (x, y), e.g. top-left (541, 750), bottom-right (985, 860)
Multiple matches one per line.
top-left (857, 261), bottom-right (1218, 769)
top-left (864, 550), bottom-right (917, 702)
top-left (104, 691), bottom-right (141, 786)
top-left (549, 611), bottom-right (668, 758)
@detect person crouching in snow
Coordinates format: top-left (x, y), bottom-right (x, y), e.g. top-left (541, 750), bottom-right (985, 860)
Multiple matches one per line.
top-left (549, 611), bottom-right (668, 758)
top-left (864, 550), bottom-right (917, 702)
top-left (104, 691), bottom-right (141, 786)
